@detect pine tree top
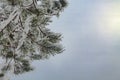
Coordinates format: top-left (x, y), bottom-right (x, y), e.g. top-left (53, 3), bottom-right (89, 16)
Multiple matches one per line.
top-left (0, 0), bottom-right (68, 79)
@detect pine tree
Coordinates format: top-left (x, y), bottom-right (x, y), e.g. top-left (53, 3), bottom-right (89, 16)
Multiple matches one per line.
top-left (0, 0), bottom-right (68, 79)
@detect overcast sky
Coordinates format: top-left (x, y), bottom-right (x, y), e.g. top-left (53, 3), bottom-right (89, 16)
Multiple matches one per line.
top-left (12, 0), bottom-right (120, 80)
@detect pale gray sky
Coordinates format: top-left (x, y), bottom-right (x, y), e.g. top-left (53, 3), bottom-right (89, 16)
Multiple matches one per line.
top-left (12, 0), bottom-right (120, 80)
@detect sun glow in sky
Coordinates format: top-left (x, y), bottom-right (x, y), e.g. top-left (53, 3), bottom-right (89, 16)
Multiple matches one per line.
top-left (98, 3), bottom-right (120, 38)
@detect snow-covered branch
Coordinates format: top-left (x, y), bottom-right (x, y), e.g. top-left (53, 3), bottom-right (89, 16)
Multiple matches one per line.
top-left (0, 8), bottom-right (19, 32)
top-left (0, 0), bottom-right (68, 79)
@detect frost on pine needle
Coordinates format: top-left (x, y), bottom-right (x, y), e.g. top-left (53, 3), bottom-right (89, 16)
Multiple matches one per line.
top-left (0, 0), bottom-right (68, 79)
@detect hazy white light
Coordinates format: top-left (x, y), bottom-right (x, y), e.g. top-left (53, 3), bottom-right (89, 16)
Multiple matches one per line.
top-left (98, 3), bottom-right (120, 38)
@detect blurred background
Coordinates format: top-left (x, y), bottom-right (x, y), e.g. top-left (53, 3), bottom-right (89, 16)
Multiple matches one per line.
top-left (12, 0), bottom-right (120, 80)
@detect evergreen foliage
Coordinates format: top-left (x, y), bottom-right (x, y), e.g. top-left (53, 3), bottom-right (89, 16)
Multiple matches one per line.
top-left (0, 0), bottom-right (68, 79)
